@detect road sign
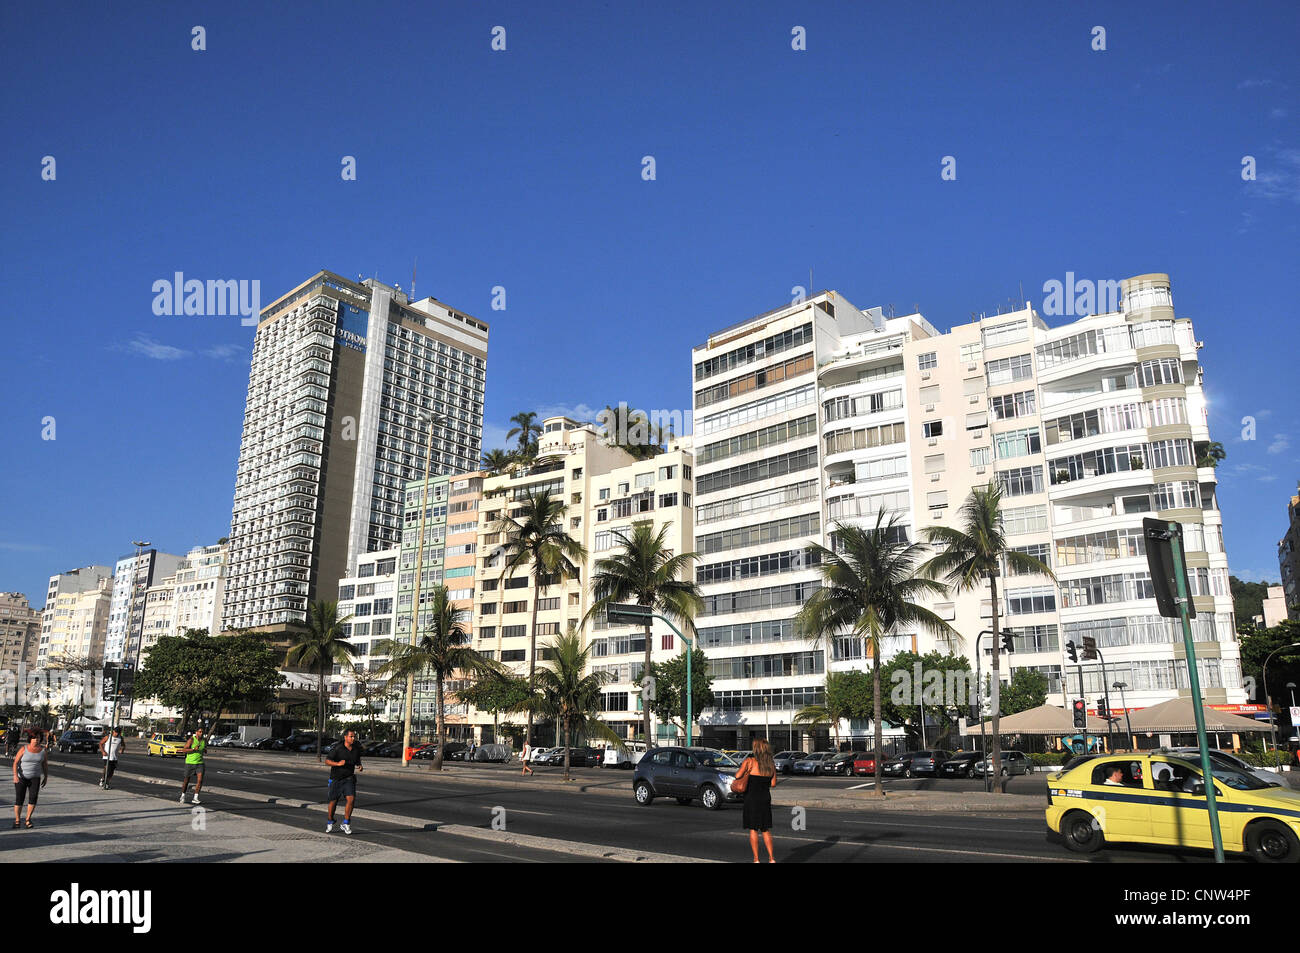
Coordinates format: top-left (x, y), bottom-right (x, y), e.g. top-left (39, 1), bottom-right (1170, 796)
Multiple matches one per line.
top-left (606, 602), bottom-right (653, 625)
top-left (1142, 518), bottom-right (1196, 619)
top-left (102, 663), bottom-right (134, 703)
top-left (1291, 706), bottom-right (1300, 725)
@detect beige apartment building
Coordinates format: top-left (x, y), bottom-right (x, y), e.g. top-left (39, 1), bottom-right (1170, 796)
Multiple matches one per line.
top-left (0, 593), bottom-right (41, 677)
top-left (472, 417), bottom-right (696, 745)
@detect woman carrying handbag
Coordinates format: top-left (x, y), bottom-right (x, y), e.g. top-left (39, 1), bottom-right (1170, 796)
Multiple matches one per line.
top-left (732, 737), bottom-right (777, 862)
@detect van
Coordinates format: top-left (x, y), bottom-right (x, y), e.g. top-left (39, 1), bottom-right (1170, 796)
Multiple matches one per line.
top-left (603, 741), bottom-right (648, 768)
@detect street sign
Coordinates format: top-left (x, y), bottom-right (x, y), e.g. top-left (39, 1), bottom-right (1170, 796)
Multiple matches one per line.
top-left (1142, 518), bottom-right (1196, 619)
top-left (102, 663), bottom-right (135, 703)
top-left (1081, 636), bottom-right (1098, 660)
top-left (606, 602), bottom-right (653, 625)
top-left (1290, 706), bottom-right (1300, 725)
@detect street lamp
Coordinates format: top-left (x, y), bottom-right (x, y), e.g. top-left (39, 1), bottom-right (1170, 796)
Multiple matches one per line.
top-left (1263, 643), bottom-right (1300, 753)
top-left (124, 540), bottom-right (151, 723)
top-left (401, 412), bottom-right (447, 766)
top-left (1113, 682), bottom-right (1133, 748)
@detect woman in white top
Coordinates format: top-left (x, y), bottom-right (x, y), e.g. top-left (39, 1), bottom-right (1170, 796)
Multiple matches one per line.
top-left (99, 727), bottom-right (125, 789)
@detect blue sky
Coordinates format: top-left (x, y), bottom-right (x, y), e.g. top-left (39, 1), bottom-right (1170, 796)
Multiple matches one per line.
top-left (1, 0), bottom-right (1297, 606)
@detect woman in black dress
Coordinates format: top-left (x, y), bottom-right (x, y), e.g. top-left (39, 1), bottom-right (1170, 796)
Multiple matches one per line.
top-left (734, 737), bottom-right (777, 862)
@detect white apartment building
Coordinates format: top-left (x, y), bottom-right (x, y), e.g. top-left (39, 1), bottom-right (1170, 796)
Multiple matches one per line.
top-left (334, 547), bottom-right (401, 722)
top-left (171, 543), bottom-right (229, 636)
top-left (104, 549), bottom-right (184, 664)
top-left (224, 271), bottom-right (487, 634)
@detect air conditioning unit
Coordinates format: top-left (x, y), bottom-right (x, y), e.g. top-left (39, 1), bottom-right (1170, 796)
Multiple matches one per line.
top-left (969, 396), bottom-right (979, 403)
top-left (930, 473), bottom-right (941, 482)
top-left (925, 404), bottom-right (935, 412)
top-left (927, 438), bottom-right (939, 446)
top-left (967, 363), bottom-right (978, 371)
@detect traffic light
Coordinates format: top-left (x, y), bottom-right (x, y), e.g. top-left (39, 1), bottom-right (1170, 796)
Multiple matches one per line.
top-left (1097, 698), bottom-right (1109, 720)
top-left (1066, 640), bottom-right (1078, 663)
top-left (969, 703), bottom-right (981, 723)
top-left (1072, 698), bottom-right (1087, 729)
top-left (1000, 631), bottom-right (1014, 653)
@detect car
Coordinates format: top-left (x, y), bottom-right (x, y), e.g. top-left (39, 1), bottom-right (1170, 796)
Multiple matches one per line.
top-left (792, 751), bottom-right (838, 775)
top-left (211, 733), bottom-right (241, 748)
top-left (1046, 752), bottom-right (1300, 862)
top-left (773, 751), bottom-right (808, 775)
top-left (523, 746), bottom-right (555, 763)
top-left (538, 746), bottom-right (596, 767)
top-left (471, 744), bottom-right (511, 763)
top-left (147, 733), bottom-right (186, 757)
top-left (939, 751), bottom-right (984, 778)
top-left (603, 741), bottom-right (648, 768)
top-left (973, 750), bottom-right (1033, 778)
top-left (824, 751), bottom-right (865, 776)
top-left (248, 737), bottom-right (279, 750)
top-left (1165, 747), bottom-right (1288, 789)
top-left (853, 752), bottom-right (887, 776)
top-left (414, 742), bottom-right (468, 761)
top-left (633, 746), bottom-right (742, 810)
top-left (56, 731), bottom-right (99, 754)
top-left (883, 750), bottom-right (952, 778)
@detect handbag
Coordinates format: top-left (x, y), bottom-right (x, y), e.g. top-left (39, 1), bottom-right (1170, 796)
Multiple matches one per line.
top-left (732, 763), bottom-right (749, 794)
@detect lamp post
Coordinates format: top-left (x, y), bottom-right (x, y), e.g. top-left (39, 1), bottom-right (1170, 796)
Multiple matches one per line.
top-left (124, 540), bottom-right (151, 723)
top-left (401, 412), bottom-right (446, 766)
top-left (1263, 642), bottom-right (1300, 754)
top-left (1113, 681), bottom-right (1133, 749)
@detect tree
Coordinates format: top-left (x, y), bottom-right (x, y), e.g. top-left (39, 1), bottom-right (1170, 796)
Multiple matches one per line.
top-left (795, 512), bottom-right (954, 796)
top-left (518, 628), bottom-right (623, 781)
top-left (877, 650), bottom-right (974, 747)
top-left (1195, 440), bottom-right (1226, 469)
top-left (1230, 575), bottom-right (1278, 629)
top-left (1001, 667), bottom-right (1049, 717)
top-left (506, 411), bottom-right (541, 455)
top-left (135, 630), bottom-right (284, 733)
top-left (459, 673), bottom-right (533, 744)
top-left (374, 585), bottom-right (499, 771)
top-left (285, 601), bottom-right (357, 760)
top-left (490, 488), bottom-right (587, 746)
top-left (646, 646), bottom-right (713, 738)
top-left (919, 482), bottom-right (1056, 793)
top-left (598, 404), bottom-right (668, 460)
top-left (344, 663), bottom-right (394, 738)
top-left (1239, 620), bottom-right (1300, 738)
top-left (586, 520), bottom-right (702, 744)
top-left (794, 671), bottom-right (869, 750)
top-left (481, 448), bottom-right (514, 474)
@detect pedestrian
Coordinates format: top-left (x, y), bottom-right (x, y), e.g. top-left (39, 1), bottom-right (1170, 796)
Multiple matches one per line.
top-left (99, 727), bottom-right (125, 789)
top-left (12, 729), bottom-right (47, 829)
top-left (521, 739), bottom-right (534, 776)
top-left (324, 728), bottom-right (363, 834)
top-left (732, 736), bottom-right (777, 863)
top-left (178, 726), bottom-right (207, 805)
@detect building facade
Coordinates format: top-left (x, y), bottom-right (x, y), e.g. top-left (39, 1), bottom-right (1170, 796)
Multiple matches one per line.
top-left (223, 271), bottom-right (488, 634)
top-left (105, 549), bottom-right (185, 664)
top-left (38, 566), bottom-right (113, 667)
top-left (1279, 482), bottom-right (1300, 622)
top-left (0, 593), bottom-right (41, 678)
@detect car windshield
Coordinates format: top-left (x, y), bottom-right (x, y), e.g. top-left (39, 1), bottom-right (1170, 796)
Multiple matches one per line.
top-left (693, 750), bottom-right (738, 768)
top-left (1208, 765), bottom-right (1272, 791)
top-left (162, 735), bottom-right (184, 742)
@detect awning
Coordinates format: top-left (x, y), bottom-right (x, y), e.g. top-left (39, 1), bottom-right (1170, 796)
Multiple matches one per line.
top-left (961, 703), bottom-right (1110, 736)
top-left (1124, 697), bottom-right (1273, 733)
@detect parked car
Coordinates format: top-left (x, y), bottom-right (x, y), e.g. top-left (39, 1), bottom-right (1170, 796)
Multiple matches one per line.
top-left (523, 746), bottom-right (555, 763)
top-left (603, 741), bottom-right (648, 769)
top-left (824, 751), bottom-right (864, 776)
top-left (538, 746), bottom-right (596, 767)
top-left (883, 750), bottom-right (952, 778)
top-left (633, 746), bottom-right (742, 810)
top-left (414, 742), bottom-right (468, 761)
top-left (973, 750), bottom-right (1033, 777)
top-left (295, 736), bottom-right (337, 753)
top-left (1165, 747), bottom-right (1287, 789)
top-left (939, 751), bottom-right (984, 778)
top-left (792, 751), bottom-right (839, 775)
top-left (57, 730), bottom-right (99, 754)
top-left (210, 733), bottom-right (241, 748)
top-left (853, 752), bottom-right (887, 776)
top-left (774, 751), bottom-right (808, 775)
top-left (248, 737), bottom-right (279, 750)
top-left (471, 744), bottom-right (511, 763)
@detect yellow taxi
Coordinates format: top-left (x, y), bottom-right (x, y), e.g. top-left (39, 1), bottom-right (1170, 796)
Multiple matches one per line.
top-left (147, 733), bottom-right (186, 757)
top-left (1046, 752), bottom-right (1300, 862)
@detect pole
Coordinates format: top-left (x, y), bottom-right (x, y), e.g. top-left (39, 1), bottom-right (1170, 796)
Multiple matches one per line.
top-left (1262, 645), bottom-right (1300, 754)
top-left (649, 613), bottom-right (693, 746)
top-left (100, 668), bottom-right (121, 788)
top-left (402, 416), bottom-right (436, 766)
top-left (1096, 649), bottom-right (1113, 752)
top-left (124, 540), bottom-right (150, 723)
top-left (1115, 682), bottom-right (1133, 747)
top-left (1169, 524), bottom-right (1224, 864)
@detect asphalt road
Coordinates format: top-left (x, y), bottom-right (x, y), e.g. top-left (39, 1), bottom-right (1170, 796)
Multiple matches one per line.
top-left (43, 747), bottom-right (1248, 863)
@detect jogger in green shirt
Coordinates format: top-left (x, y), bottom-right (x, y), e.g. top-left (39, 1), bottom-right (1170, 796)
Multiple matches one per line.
top-left (179, 727), bottom-right (207, 805)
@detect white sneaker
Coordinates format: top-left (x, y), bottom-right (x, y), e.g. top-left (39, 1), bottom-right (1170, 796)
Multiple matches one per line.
top-left (341, 823), bottom-right (352, 835)
top-left (179, 792), bottom-right (187, 803)
top-left (191, 795), bottom-right (201, 805)
top-left (325, 821), bottom-right (334, 833)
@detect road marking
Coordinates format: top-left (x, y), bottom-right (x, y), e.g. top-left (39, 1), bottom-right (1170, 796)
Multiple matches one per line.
top-left (498, 808), bottom-right (553, 816)
top-left (726, 831), bottom-right (1079, 862)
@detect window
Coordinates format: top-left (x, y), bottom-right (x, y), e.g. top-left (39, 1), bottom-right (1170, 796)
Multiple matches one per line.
top-left (982, 319), bottom-right (1027, 349)
top-left (1154, 481), bottom-right (1200, 510)
top-left (1008, 543), bottom-right (1050, 575)
top-left (919, 384), bottom-right (940, 405)
top-left (1003, 504), bottom-right (1048, 535)
top-left (1007, 586), bottom-right (1056, 614)
top-left (617, 482), bottom-right (630, 495)
top-left (986, 354), bottom-right (1033, 385)
top-left (927, 490), bottom-right (948, 510)
top-left (966, 411), bottom-right (988, 431)
top-left (661, 633), bottom-right (674, 651)
top-left (990, 391), bottom-right (1036, 420)
top-left (659, 466), bottom-right (675, 480)
top-left (997, 465), bottom-right (1043, 496)
top-left (923, 420), bottom-right (943, 438)
top-left (963, 376), bottom-right (985, 397)
top-left (918, 352), bottom-right (937, 370)
top-left (959, 342), bottom-right (982, 363)
top-left (634, 472), bottom-right (655, 488)
top-left (994, 427), bottom-right (1041, 459)
top-left (924, 453), bottom-right (945, 474)
top-left (596, 508), bottom-right (607, 522)
top-left (598, 488), bottom-right (609, 501)
top-left (970, 447), bottom-right (992, 467)
top-left (1139, 359), bottom-right (1183, 387)
top-left (501, 649), bottom-right (526, 662)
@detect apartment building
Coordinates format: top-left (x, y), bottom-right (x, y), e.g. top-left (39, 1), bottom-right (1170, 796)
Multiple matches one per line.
top-left (0, 593), bottom-right (41, 677)
top-left (1279, 482), bottom-right (1300, 621)
top-left (39, 575), bottom-right (113, 668)
top-left (140, 576), bottom-right (177, 654)
top-left (171, 543), bottom-right (229, 636)
top-left (333, 547), bottom-right (401, 722)
top-left (105, 549), bottom-right (184, 663)
top-left (38, 566), bottom-right (113, 666)
top-left (472, 417), bottom-right (695, 744)
top-left (223, 270), bottom-right (487, 636)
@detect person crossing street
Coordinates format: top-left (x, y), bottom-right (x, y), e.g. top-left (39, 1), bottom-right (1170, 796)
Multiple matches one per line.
top-left (178, 726), bottom-right (207, 805)
top-left (98, 727), bottom-right (125, 789)
top-left (324, 729), bottom-right (363, 834)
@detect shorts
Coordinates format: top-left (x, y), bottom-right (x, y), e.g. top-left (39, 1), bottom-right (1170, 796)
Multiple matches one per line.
top-left (328, 776), bottom-right (357, 800)
top-left (15, 776), bottom-right (40, 806)
top-left (184, 763), bottom-right (204, 780)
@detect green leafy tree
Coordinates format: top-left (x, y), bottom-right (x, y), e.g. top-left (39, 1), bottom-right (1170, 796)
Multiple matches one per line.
top-left (597, 403), bottom-right (668, 460)
top-left (586, 520), bottom-right (702, 744)
top-left (490, 488), bottom-right (587, 746)
top-left (1230, 575), bottom-right (1278, 629)
top-left (793, 670), bottom-right (871, 749)
top-left (1195, 440), bottom-right (1226, 469)
top-left (285, 601), bottom-right (357, 760)
top-left (1001, 667), bottom-right (1049, 717)
top-left (506, 411), bottom-right (541, 455)
top-left (877, 650), bottom-right (974, 747)
top-left (374, 585), bottom-right (499, 770)
top-left (459, 673), bottom-right (533, 744)
top-left (919, 482), bottom-right (1055, 793)
top-left (344, 663), bottom-right (394, 738)
top-left (516, 628), bottom-right (623, 780)
top-left (136, 630), bottom-right (284, 733)
top-left (1239, 620), bottom-right (1300, 739)
top-left (795, 512), bottom-right (954, 795)
top-left (646, 647), bottom-right (713, 738)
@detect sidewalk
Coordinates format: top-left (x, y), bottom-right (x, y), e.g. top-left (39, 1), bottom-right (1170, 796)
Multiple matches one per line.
top-left (215, 748), bottom-right (1047, 813)
top-left (0, 776), bottom-right (443, 863)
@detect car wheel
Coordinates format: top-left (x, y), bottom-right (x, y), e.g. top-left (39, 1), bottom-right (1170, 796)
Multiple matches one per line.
top-left (1246, 820), bottom-right (1299, 863)
top-left (1000, 768), bottom-right (1008, 777)
top-left (634, 781), bottom-right (655, 806)
top-left (700, 784), bottom-right (723, 811)
top-left (904, 767), bottom-right (913, 779)
top-left (1061, 810), bottom-right (1104, 854)
top-left (676, 797), bottom-right (693, 806)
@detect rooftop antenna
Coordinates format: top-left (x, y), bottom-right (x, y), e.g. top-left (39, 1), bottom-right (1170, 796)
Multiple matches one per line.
top-left (412, 257), bottom-right (417, 299)
top-left (1019, 280), bottom-right (1025, 309)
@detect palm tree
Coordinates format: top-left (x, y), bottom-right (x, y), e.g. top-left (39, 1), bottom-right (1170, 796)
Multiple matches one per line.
top-left (792, 672), bottom-right (857, 750)
top-left (795, 512), bottom-right (955, 796)
top-left (374, 586), bottom-right (499, 771)
top-left (286, 600), bottom-right (357, 760)
top-left (481, 448), bottom-right (514, 474)
top-left (490, 488), bottom-right (588, 747)
top-left (520, 627), bottom-right (623, 781)
top-left (1196, 441), bottom-right (1226, 469)
top-left (918, 482), bottom-right (1056, 793)
top-left (599, 404), bottom-right (667, 460)
top-left (586, 520), bottom-right (703, 746)
top-left (506, 411), bottom-right (541, 456)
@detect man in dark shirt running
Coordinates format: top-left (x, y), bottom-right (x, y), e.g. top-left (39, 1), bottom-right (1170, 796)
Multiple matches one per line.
top-left (324, 729), bottom-right (363, 834)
